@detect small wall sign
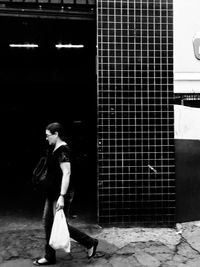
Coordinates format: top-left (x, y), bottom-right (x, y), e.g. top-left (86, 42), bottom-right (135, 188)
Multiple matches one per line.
top-left (193, 32), bottom-right (200, 60)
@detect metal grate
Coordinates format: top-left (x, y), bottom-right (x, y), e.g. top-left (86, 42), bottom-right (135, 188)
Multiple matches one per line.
top-left (0, 0), bottom-right (95, 20)
top-left (0, 0), bottom-right (95, 5)
top-left (175, 93), bottom-right (200, 108)
top-left (97, 0), bottom-right (175, 226)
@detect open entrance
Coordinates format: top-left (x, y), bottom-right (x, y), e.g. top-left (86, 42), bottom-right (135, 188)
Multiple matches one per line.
top-left (0, 16), bottom-right (97, 222)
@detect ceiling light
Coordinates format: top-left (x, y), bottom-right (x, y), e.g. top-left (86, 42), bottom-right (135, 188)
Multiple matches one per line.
top-left (55, 44), bottom-right (84, 49)
top-left (9, 44), bottom-right (38, 48)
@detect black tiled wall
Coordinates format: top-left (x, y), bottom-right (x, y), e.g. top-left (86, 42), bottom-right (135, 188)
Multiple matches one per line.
top-left (97, 0), bottom-right (175, 226)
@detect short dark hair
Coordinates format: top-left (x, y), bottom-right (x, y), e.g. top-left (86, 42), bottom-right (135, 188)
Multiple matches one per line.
top-left (46, 122), bottom-right (66, 141)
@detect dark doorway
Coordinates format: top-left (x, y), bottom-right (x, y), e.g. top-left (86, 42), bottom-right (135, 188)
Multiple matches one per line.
top-left (0, 16), bottom-right (97, 221)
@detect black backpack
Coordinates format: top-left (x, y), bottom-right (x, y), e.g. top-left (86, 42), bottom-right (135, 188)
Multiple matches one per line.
top-left (32, 156), bottom-right (48, 189)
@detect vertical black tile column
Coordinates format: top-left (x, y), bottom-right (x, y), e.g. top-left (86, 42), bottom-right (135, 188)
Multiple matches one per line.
top-left (97, 0), bottom-right (175, 226)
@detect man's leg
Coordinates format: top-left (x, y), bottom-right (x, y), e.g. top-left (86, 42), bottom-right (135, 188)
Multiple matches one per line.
top-left (43, 198), bottom-right (56, 262)
top-left (68, 223), bottom-right (97, 249)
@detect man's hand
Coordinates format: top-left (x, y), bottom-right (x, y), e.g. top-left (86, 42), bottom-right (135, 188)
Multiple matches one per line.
top-left (56, 195), bottom-right (64, 211)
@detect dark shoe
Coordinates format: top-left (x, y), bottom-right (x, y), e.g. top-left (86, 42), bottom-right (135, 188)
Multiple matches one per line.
top-left (33, 258), bottom-right (56, 266)
top-left (87, 239), bottom-right (98, 259)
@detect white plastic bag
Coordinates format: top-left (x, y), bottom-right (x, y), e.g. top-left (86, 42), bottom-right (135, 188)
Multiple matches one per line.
top-left (49, 209), bottom-right (70, 253)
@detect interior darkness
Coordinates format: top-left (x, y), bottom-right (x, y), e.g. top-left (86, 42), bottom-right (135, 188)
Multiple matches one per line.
top-left (0, 16), bottom-right (97, 219)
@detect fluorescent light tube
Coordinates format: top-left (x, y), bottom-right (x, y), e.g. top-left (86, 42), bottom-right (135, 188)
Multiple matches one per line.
top-left (55, 44), bottom-right (84, 49)
top-left (9, 44), bottom-right (38, 48)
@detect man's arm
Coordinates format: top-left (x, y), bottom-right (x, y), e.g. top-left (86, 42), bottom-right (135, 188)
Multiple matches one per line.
top-left (56, 162), bottom-right (71, 211)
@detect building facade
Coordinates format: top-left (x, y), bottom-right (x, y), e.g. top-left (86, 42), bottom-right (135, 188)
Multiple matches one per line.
top-left (0, 0), bottom-right (179, 226)
top-left (174, 0), bottom-right (200, 223)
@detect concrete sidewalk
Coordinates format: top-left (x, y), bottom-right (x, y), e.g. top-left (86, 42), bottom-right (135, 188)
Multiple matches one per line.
top-left (1, 213), bottom-right (200, 267)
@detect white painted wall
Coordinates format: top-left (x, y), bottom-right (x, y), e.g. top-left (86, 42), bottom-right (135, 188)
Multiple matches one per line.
top-left (174, 0), bottom-right (200, 93)
top-left (174, 105), bottom-right (200, 139)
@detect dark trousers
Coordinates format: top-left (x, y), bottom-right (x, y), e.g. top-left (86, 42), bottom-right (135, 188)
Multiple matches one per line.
top-left (43, 198), bottom-right (96, 261)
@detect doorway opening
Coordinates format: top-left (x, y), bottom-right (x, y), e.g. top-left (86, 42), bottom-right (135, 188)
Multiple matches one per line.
top-left (0, 16), bottom-right (97, 223)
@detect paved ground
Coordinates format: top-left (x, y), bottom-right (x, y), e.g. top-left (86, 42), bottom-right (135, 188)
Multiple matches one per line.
top-left (1, 210), bottom-right (200, 266)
